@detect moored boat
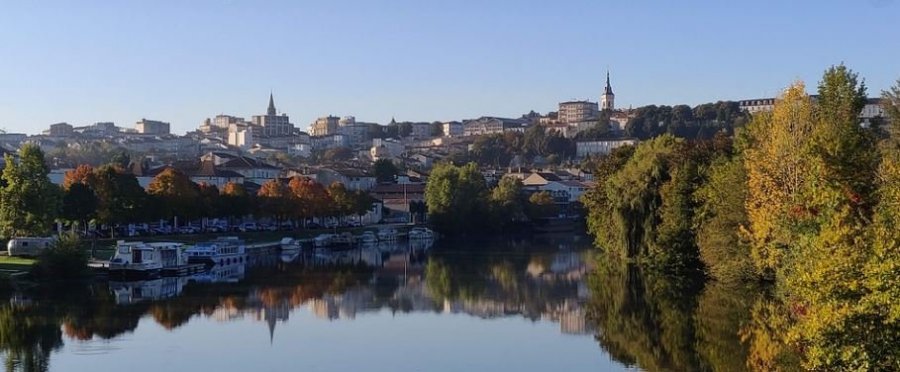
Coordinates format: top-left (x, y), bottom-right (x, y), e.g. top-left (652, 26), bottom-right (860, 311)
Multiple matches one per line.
top-left (108, 241), bottom-right (187, 279)
top-left (408, 227), bottom-right (435, 240)
top-left (186, 237), bottom-right (247, 266)
top-left (377, 228), bottom-right (398, 241)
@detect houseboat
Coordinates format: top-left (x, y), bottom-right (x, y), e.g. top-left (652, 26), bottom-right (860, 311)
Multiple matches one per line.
top-left (108, 241), bottom-right (187, 278)
top-left (185, 236), bottom-right (246, 266)
top-left (109, 277), bottom-right (188, 305)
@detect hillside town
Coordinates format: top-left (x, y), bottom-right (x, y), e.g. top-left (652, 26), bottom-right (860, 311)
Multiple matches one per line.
top-left (0, 73), bottom-right (888, 228)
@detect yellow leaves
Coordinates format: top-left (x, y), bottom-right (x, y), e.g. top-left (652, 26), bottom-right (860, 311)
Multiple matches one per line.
top-left (744, 82), bottom-right (818, 275)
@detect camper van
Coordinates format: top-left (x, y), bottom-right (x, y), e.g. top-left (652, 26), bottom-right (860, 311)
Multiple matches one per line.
top-left (7, 237), bottom-right (56, 257)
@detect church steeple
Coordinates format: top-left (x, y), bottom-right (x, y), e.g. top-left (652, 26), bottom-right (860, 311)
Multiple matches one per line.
top-left (601, 70), bottom-right (615, 111)
top-left (267, 92), bottom-right (277, 116)
top-left (604, 70), bottom-right (613, 95)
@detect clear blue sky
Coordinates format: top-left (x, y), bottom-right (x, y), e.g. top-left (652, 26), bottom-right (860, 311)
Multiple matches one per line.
top-left (1, 0), bottom-right (897, 134)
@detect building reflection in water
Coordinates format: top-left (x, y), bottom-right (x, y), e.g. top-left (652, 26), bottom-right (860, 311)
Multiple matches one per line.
top-left (0, 234), bottom-right (597, 368)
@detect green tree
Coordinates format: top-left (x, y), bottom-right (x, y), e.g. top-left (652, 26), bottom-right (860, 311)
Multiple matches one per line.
top-left (526, 191), bottom-right (557, 220)
top-left (430, 122), bottom-right (444, 137)
top-left (0, 144), bottom-right (61, 238)
top-left (694, 155), bottom-right (753, 281)
top-left (424, 162), bottom-right (490, 235)
top-left (373, 159), bottom-right (399, 183)
top-left (92, 165), bottom-right (150, 228)
top-left (197, 183), bottom-right (221, 220)
top-left (321, 146), bottom-right (354, 163)
top-left (490, 176), bottom-right (526, 227)
top-left (30, 232), bottom-right (89, 279)
top-left (62, 182), bottom-right (98, 231)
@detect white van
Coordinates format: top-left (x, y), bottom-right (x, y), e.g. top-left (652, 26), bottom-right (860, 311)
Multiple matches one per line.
top-left (7, 237), bottom-right (56, 257)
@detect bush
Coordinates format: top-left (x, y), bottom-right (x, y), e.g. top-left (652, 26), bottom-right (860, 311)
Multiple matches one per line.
top-left (30, 233), bottom-right (89, 279)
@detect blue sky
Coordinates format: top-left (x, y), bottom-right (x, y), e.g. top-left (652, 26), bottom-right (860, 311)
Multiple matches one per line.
top-left (0, 0), bottom-right (897, 134)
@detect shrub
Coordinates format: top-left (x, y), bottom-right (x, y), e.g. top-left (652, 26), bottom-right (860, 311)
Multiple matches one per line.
top-left (30, 233), bottom-right (89, 279)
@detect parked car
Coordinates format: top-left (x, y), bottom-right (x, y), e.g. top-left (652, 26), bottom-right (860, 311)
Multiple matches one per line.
top-left (238, 222), bottom-right (257, 232)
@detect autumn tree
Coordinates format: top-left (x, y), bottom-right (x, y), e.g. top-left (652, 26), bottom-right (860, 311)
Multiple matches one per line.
top-left (0, 144), bottom-right (61, 238)
top-left (220, 182), bottom-right (251, 220)
top-left (743, 82), bottom-right (816, 277)
top-left (326, 182), bottom-right (354, 219)
top-left (62, 164), bottom-right (96, 190)
top-left (257, 179), bottom-right (291, 222)
top-left (147, 168), bottom-right (200, 222)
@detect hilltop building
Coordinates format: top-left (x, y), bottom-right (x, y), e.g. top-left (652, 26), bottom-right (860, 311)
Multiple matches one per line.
top-left (251, 93), bottom-right (295, 137)
top-left (135, 119), bottom-right (170, 135)
top-left (601, 71), bottom-right (615, 111)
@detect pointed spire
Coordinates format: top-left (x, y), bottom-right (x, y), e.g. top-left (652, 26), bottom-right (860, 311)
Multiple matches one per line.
top-left (267, 92), bottom-right (277, 116)
top-left (604, 70), bottom-right (613, 95)
top-left (267, 310), bottom-right (276, 345)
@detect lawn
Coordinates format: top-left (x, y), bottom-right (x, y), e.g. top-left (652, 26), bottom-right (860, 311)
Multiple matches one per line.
top-left (0, 256), bottom-right (35, 273)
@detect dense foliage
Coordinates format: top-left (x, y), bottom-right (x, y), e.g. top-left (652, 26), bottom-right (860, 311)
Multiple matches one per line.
top-left (424, 162), bottom-right (562, 235)
top-left (30, 232), bottom-right (89, 280)
top-left (0, 144), bottom-right (61, 239)
top-left (583, 65), bottom-right (900, 369)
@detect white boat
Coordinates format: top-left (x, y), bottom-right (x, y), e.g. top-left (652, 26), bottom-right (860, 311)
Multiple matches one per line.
top-left (190, 260), bottom-right (246, 283)
top-left (377, 228), bottom-right (398, 241)
top-left (357, 231), bottom-right (377, 244)
top-left (408, 227), bottom-right (435, 240)
top-left (108, 241), bottom-right (187, 278)
top-left (313, 234), bottom-right (335, 247)
top-left (109, 277), bottom-right (188, 305)
top-left (280, 237), bottom-right (302, 263)
top-left (333, 232), bottom-right (355, 245)
top-left (186, 236), bottom-right (246, 266)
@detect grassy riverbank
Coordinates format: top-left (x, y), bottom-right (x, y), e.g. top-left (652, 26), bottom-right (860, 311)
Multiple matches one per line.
top-left (0, 256), bottom-right (35, 272)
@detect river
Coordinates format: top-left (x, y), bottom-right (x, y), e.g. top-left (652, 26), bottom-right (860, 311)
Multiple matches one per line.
top-left (0, 234), bottom-right (762, 371)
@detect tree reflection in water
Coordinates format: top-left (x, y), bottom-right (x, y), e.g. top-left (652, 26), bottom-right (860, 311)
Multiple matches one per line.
top-left (0, 236), bottom-right (817, 371)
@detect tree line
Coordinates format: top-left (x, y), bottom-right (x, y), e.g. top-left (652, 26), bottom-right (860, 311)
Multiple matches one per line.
top-left (424, 162), bottom-right (559, 236)
top-left (623, 101), bottom-right (750, 140)
top-left (582, 64), bottom-right (900, 369)
top-left (0, 149), bottom-right (375, 239)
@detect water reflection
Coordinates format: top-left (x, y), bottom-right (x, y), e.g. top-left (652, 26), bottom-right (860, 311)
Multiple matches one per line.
top-left (585, 263), bottom-right (773, 371)
top-left (0, 235), bottom-right (792, 371)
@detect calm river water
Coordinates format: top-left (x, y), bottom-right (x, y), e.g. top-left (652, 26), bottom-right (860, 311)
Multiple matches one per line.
top-left (0, 234), bottom-right (758, 371)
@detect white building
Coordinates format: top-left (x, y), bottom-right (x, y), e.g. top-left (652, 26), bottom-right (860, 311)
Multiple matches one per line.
top-left (370, 138), bottom-right (403, 161)
top-left (227, 124), bottom-right (253, 149)
top-left (559, 101), bottom-right (598, 124)
top-left (135, 119), bottom-right (171, 135)
top-left (442, 121), bottom-right (463, 137)
top-left (576, 139), bottom-right (637, 158)
top-left (463, 117), bottom-right (530, 137)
